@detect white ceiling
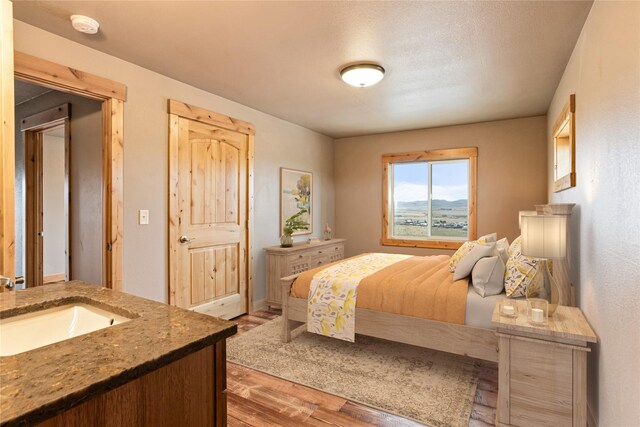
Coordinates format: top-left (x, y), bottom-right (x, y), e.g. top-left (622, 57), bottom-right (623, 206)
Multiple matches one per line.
top-left (13, 1), bottom-right (592, 138)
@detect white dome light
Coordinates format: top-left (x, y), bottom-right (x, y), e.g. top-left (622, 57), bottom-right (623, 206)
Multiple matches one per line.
top-left (70, 15), bottom-right (100, 34)
top-left (340, 64), bottom-right (385, 87)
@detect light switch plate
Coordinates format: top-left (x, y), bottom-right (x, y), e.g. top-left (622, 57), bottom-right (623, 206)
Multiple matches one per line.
top-left (138, 209), bottom-right (149, 225)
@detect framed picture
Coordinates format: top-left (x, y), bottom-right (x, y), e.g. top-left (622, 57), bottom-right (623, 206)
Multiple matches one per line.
top-left (280, 168), bottom-right (313, 236)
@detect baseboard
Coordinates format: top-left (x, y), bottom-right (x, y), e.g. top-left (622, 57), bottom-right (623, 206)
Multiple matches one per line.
top-left (587, 402), bottom-right (598, 427)
top-left (43, 273), bottom-right (65, 283)
top-left (252, 298), bottom-right (267, 313)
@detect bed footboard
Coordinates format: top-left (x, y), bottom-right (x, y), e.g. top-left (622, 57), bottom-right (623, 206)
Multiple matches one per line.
top-left (281, 274), bottom-right (304, 342)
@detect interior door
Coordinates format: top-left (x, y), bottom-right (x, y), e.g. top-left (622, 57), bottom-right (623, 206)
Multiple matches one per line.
top-left (173, 116), bottom-right (249, 319)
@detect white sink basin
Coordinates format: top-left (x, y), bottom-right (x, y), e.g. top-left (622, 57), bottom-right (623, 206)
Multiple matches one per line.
top-left (0, 303), bottom-right (131, 357)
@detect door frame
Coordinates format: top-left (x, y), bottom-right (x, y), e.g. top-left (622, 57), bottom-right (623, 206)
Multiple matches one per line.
top-left (167, 99), bottom-right (255, 314)
top-left (0, 0), bottom-right (15, 281)
top-left (0, 5), bottom-right (127, 290)
top-left (23, 105), bottom-right (71, 287)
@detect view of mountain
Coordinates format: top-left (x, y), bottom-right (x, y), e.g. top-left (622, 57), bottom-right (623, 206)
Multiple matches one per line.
top-left (396, 199), bottom-right (468, 210)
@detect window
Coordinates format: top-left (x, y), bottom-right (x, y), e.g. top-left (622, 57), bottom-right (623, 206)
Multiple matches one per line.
top-left (382, 147), bottom-right (477, 249)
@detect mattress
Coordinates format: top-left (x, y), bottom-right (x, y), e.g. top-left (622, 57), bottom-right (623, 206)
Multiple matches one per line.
top-left (291, 253), bottom-right (513, 328)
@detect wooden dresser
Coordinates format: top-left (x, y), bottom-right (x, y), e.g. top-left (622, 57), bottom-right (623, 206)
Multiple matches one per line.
top-left (265, 238), bottom-right (346, 308)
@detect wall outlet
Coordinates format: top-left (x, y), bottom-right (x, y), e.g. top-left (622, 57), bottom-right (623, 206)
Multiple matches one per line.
top-left (138, 209), bottom-right (149, 225)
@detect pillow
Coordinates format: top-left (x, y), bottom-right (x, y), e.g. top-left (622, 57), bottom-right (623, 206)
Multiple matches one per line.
top-left (496, 237), bottom-right (510, 264)
top-left (453, 243), bottom-right (496, 281)
top-left (504, 236), bottom-right (544, 297)
top-left (448, 232), bottom-right (498, 272)
top-left (472, 256), bottom-right (505, 297)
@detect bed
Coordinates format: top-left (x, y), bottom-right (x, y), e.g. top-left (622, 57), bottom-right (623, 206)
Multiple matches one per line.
top-left (280, 253), bottom-right (500, 362)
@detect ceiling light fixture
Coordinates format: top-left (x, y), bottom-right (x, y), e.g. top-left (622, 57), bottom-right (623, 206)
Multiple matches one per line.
top-left (340, 63), bottom-right (385, 87)
top-left (70, 15), bottom-right (100, 34)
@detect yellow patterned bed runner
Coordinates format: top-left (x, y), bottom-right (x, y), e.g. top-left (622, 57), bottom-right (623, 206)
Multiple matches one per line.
top-left (307, 253), bottom-right (412, 342)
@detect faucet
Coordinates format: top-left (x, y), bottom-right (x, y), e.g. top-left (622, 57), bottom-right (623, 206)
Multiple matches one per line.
top-left (0, 275), bottom-right (15, 292)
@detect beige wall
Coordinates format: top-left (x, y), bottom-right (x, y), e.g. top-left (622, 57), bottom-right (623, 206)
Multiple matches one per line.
top-left (14, 90), bottom-right (103, 285)
top-left (546, 2), bottom-right (640, 425)
top-left (14, 20), bottom-right (335, 304)
top-left (334, 116), bottom-right (548, 257)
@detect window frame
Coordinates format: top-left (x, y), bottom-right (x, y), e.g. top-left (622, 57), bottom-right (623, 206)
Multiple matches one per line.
top-left (381, 147), bottom-right (478, 250)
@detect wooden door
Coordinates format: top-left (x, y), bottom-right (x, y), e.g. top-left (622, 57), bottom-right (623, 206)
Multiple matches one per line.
top-left (169, 101), bottom-right (254, 319)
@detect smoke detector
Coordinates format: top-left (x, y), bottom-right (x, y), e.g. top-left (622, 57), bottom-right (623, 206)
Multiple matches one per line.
top-left (70, 15), bottom-right (100, 34)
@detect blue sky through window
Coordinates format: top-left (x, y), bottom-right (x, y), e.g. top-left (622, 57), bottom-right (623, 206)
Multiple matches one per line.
top-left (393, 161), bottom-right (468, 202)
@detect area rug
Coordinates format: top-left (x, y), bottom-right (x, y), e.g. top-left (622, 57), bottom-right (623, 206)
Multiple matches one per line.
top-left (227, 318), bottom-right (481, 427)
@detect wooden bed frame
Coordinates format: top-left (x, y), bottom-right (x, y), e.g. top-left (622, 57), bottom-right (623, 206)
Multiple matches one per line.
top-left (280, 274), bottom-right (499, 363)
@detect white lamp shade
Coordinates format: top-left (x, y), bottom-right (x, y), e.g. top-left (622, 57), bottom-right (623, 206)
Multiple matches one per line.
top-left (521, 214), bottom-right (567, 258)
top-left (518, 210), bottom-right (537, 229)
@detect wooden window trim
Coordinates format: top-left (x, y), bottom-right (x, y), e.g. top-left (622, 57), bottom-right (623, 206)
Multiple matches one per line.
top-left (381, 147), bottom-right (477, 250)
top-left (1, 47), bottom-right (127, 290)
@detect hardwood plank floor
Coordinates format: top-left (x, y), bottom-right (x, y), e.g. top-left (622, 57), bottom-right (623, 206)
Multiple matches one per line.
top-left (228, 309), bottom-right (498, 427)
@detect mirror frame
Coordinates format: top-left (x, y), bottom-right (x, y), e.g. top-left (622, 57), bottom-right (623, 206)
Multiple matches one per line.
top-left (553, 94), bottom-right (576, 192)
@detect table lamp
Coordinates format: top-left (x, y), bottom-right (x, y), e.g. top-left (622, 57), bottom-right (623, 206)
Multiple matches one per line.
top-left (520, 214), bottom-right (569, 315)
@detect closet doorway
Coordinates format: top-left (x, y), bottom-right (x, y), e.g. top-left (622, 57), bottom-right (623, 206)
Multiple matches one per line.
top-left (22, 104), bottom-right (71, 287)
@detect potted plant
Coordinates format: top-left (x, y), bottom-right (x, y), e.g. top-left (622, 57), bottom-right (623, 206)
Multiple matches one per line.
top-left (281, 208), bottom-right (309, 247)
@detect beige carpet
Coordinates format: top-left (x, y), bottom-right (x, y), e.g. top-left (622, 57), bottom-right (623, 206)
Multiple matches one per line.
top-left (227, 318), bottom-right (481, 427)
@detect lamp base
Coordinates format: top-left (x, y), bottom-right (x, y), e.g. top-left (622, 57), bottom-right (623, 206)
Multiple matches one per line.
top-left (526, 260), bottom-right (561, 316)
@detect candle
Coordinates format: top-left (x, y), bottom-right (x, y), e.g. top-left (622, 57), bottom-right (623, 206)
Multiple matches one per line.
top-left (531, 308), bottom-right (544, 323)
top-left (502, 305), bottom-right (515, 316)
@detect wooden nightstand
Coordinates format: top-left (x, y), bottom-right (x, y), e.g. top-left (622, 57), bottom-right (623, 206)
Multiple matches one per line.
top-left (492, 300), bottom-right (597, 427)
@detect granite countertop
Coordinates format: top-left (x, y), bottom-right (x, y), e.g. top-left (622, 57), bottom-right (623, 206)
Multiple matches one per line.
top-left (0, 281), bottom-right (237, 426)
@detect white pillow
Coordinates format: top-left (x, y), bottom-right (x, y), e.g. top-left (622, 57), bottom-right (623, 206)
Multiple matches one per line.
top-left (496, 237), bottom-right (510, 264)
top-left (453, 243), bottom-right (496, 281)
top-left (472, 256), bottom-right (506, 297)
top-left (448, 233), bottom-right (498, 272)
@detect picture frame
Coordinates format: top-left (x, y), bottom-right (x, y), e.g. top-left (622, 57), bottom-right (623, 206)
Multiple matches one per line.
top-left (280, 168), bottom-right (313, 236)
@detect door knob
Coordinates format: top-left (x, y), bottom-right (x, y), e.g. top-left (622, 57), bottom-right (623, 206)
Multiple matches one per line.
top-left (179, 235), bottom-right (196, 243)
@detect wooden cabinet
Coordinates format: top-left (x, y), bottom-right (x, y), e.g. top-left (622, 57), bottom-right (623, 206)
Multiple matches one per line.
top-left (37, 341), bottom-right (228, 427)
top-left (265, 239), bottom-right (345, 308)
top-left (492, 301), bottom-right (597, 427)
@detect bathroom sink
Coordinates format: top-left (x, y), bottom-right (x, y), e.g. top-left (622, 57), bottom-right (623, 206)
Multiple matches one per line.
top-left (0, 303), bottom-right (131, 357)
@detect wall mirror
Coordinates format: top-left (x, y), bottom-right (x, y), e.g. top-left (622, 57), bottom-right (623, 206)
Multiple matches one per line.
top-left (553, 94), bottom-right (576, 192)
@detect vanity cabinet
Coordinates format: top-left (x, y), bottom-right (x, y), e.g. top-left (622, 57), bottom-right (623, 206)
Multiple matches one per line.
top-left (0, 282), bottom-right (235, 427)
top-left (265, 238), bottom-right (345, 308)
top-left (37, 342), bottom-right (228, 427)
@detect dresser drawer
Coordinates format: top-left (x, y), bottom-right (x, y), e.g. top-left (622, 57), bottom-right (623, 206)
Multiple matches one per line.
top-left (287, 254), bottom-right (310, 275)
top-left (329, 250), bottom-right (344, 262)
top-left (310, 255), bottom-right (331, 268)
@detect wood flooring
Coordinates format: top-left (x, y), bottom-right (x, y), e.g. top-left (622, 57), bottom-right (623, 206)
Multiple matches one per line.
top-left (228, 309), bottom-right (498, 427)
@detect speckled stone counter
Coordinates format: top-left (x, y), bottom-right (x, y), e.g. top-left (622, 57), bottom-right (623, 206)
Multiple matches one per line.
top-left (0, 281), bottom-right (236, 426)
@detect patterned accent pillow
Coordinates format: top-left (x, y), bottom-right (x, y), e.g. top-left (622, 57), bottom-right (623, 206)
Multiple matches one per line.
top-left (504, 236), bottom-right (544, 297)
top-left (448, 232), bottom-right (497, 272)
